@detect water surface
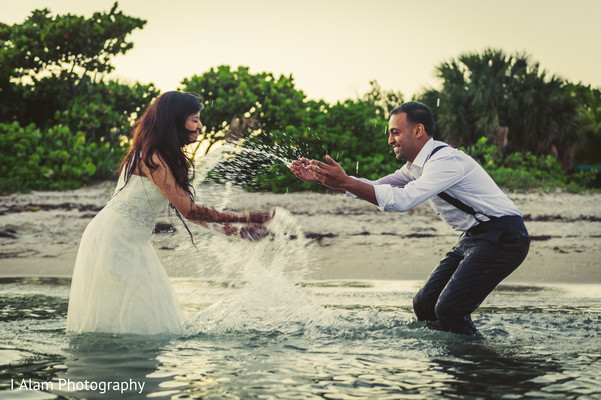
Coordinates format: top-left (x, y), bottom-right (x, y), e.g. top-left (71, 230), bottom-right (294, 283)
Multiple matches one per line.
top-left (1, 276), bottom-right (600, 399)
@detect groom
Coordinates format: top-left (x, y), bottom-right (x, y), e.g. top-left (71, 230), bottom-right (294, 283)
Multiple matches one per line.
top-left (290, 101), bottom-right (530, 336)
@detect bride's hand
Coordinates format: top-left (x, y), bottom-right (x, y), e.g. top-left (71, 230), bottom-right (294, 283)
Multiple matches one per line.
top-left (245, 210), bottom-right (275, 224)
top-left (221, 223), bottom-right (238, 236)
top-left (239, 224), bottom-right (269, 241)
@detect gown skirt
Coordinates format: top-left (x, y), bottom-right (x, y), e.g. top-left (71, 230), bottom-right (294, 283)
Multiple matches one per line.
top-left (66, 174), bottom-right (184, 335)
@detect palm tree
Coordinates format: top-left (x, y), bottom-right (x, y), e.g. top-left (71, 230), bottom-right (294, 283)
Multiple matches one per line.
top-left (570, 84), bottom-right (601, 165)
top-left (425, 49), bottom-right (580, 167)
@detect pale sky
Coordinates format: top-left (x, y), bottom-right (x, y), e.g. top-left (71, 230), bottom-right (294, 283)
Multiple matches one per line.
top-left (3, 0), bottom-right (601, 103)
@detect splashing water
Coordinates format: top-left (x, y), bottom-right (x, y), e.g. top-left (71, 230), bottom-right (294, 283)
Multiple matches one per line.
top-left (193, 133), bottom-right (304, 191)
top-left (167, 141), bottom-right (334, 335)
top-left (233, 146), bottom-right (293, 168)
top-left (160, 138), bottom-right (429, 341)
top-left (193, 143), bottom-right (240, 183)
top-left (181, 207), bottom-right (336, 336)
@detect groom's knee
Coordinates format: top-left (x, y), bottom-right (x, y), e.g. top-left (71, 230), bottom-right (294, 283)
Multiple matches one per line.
top-left (413, 290), bottom-right (436, 321)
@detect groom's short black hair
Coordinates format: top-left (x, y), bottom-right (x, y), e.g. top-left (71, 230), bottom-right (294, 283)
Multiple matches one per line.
top-left (390, 102), bottom-right (435, 136)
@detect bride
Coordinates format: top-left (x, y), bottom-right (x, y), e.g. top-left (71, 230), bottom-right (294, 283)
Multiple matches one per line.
top-left (66, 91), bottom-right (272, 335)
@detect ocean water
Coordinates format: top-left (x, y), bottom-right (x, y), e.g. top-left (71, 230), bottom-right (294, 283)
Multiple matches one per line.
top-left (1, 277), bottom-right (601, 400)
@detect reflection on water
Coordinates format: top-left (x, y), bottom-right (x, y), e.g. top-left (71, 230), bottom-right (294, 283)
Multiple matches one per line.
top-left (1, 276), bottom-right (600, 399)
top-left (432, 342), bottom-right (557, 398)
top-left (56, 334), bottom-right (166, 399)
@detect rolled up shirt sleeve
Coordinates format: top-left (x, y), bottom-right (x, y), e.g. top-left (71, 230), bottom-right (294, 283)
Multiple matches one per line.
top-left (373, 184), bottom-right (395, 211)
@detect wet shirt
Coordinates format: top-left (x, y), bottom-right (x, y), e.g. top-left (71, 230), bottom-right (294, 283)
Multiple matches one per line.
top-left (347, 139), bottom-right (522, 232)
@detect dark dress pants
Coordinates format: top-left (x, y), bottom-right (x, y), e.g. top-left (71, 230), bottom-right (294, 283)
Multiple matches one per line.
top-left (413, 216), bottom-right (530, 336)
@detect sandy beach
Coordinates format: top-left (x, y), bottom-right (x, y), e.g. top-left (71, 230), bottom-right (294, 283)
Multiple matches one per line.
top-left (1, 181), bottom-right (600, 284)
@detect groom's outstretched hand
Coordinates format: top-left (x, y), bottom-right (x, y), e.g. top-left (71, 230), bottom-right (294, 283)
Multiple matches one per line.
top-left (309, 155), bottom-right (349, 191)
top-left (290, 158), bottom-right (319, 182)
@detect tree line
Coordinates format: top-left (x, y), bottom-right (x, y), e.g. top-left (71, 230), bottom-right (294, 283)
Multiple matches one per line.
top-left (1, 3), bottom-right (599, 193)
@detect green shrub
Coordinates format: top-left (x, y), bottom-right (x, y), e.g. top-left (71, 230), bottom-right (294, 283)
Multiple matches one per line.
top-left (0, 121), bottom-right (123, 193)
top-left (465, 137), bottom-right (595, 192)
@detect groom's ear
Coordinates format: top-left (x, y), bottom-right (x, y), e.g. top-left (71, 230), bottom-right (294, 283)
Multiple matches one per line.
top-left (414, 123), bottom-right (426, 138)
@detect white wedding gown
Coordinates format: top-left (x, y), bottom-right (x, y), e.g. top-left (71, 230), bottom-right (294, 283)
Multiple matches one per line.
top-left (67, 172), bottom-right (184, 335)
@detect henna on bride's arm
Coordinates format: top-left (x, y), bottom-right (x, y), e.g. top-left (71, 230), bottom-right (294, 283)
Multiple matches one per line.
top-left (186, 204), bottom-right (272, 225)
top-left (193, 220), bottom-right (268, 242)
top-left (186, 204), bottom-right (245, 224)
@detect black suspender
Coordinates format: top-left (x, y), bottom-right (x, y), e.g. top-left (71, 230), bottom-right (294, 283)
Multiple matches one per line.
top-left (429, 145), bottom-right (487, 221)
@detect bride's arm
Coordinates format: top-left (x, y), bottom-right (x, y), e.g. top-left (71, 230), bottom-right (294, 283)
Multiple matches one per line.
top-left (140, 154), bottom-right (271, 227)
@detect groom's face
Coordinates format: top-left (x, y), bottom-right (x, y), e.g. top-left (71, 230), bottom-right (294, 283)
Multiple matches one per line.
top-left (388, 112), bottom-right (420, 163)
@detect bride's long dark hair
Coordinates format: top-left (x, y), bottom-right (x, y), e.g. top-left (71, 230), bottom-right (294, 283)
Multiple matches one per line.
top-left (120, 91), bottom-right (203, 195)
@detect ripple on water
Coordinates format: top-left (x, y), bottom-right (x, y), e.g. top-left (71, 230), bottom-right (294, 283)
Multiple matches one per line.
top-left (1, 277), bottom-right (601, 399)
